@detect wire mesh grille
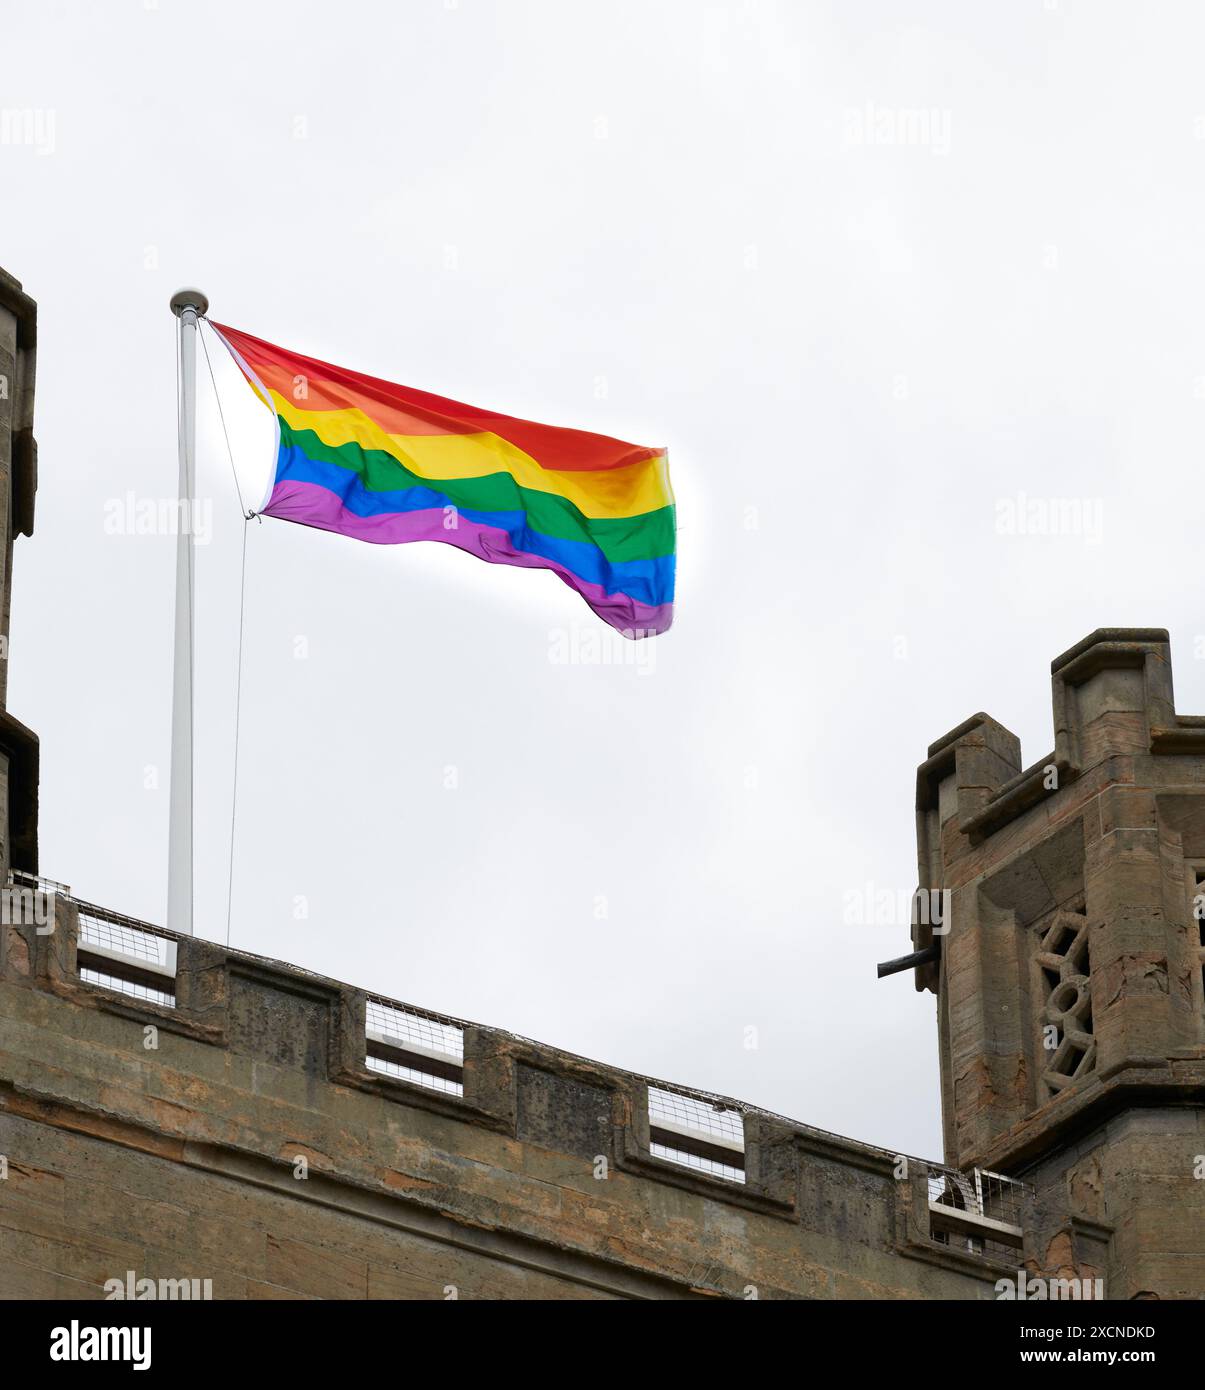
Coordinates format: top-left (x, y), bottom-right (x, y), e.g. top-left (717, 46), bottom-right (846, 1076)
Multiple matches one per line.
top-left (927, 1167), bottom-right (1026, 1224)
top-left (648, 1087), bottom-right (745, 1148)
top-left (928, 1170), bottom-right (970, 1211)
top-left (79, 966), bottom-right (176, 1009)
top-left (365, 998), bottom-right (464, 1094)
top-left (647, 1086), bottom-right (745, 1184)
top-left (79, 912), bottom-right (172, 968)
top-left (649, 1141), bottom-right (746, 1184)
top-left (977, 1170), bottom-right (1028, 1227)
top-left (11, 869), bottom-right (70, 896)
top-left (366, 1054), bottom-right (464, 1096)
top-left (366, 999), bottom-right (464, 1061)
top-left (927, 1165), bottom-right (1028, 1258)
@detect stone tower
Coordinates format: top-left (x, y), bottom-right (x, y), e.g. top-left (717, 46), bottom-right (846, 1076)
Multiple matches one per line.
top-left (910, 629), bottom-right (1205, 1298)
top-left (0, 270), bottom-right (38, 883)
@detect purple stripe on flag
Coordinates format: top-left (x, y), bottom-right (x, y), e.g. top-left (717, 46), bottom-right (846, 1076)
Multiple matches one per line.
top-left (264, 480), bottom-right (673, 638)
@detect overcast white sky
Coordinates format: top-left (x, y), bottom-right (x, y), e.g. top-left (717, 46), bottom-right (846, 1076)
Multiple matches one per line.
top-left (5, 0), bottom-right (1205, 1160)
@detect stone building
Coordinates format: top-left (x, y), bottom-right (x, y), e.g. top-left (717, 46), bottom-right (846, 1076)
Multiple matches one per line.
top-left (0, 270), bottom-right (1200, 1299)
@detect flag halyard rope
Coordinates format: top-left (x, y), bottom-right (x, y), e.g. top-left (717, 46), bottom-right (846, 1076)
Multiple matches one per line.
top-left (225, 514), bottom-right (250, 948)
top-left (197, 318), bottom-right (255, 946)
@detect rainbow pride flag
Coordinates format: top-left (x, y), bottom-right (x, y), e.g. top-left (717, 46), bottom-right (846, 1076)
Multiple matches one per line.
top-left (211, 323), bottom-right (675, 637)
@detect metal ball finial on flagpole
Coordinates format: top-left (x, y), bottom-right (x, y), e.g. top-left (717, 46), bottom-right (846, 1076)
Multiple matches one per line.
top-left (167, 289), bottom-right (208, 937)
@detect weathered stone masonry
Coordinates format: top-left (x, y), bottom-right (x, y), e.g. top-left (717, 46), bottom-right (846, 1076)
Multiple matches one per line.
top-left (0, 901), bottom-right (1025, 1300)
top-left (911, 628), bottom-right (1205, 1299)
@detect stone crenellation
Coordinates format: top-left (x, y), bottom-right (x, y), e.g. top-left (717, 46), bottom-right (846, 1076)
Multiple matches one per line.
top-left (912, 626), bottom-right (1205, 1298)
top-left (1, 883), bottom-right (1026, 1299)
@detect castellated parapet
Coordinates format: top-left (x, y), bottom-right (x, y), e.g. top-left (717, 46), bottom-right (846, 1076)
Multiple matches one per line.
top-left (2, 891), bottom-right (1034, 1300)
top-left (911, 628), bottom-right (1205, 1298)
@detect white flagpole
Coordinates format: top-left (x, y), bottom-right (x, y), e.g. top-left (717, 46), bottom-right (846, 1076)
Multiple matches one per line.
top-left (167, 288), bottom-right (208, 937)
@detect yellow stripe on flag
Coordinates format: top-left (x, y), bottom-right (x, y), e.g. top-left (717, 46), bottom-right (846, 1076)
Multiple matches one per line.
top-left (271, 391), bottom-right (673, 521)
